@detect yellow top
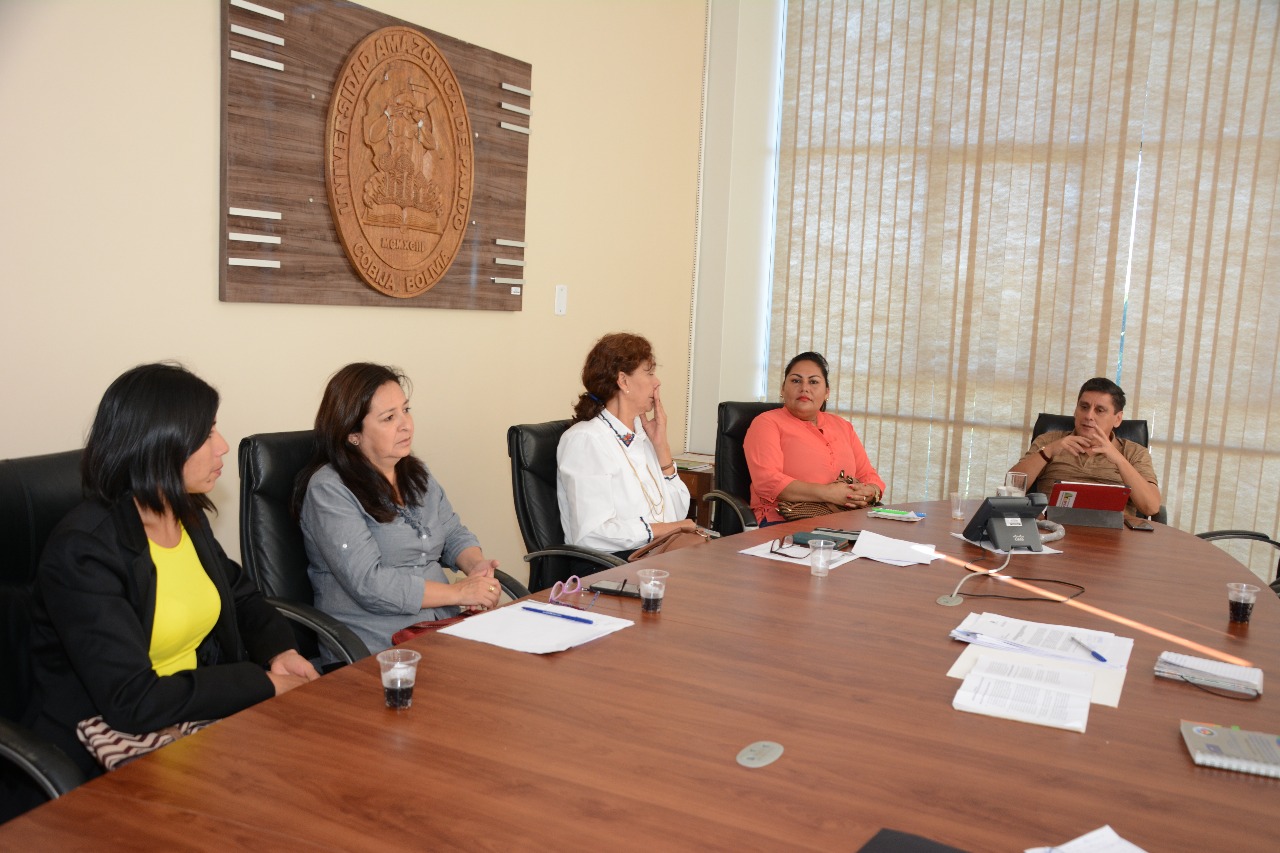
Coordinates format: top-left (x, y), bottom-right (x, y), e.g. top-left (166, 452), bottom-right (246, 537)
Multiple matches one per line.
top-left (148, 526), bottom-right (221, 676)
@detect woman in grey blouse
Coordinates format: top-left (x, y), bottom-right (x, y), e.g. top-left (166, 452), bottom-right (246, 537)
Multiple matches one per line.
top-left (295, 363), bottom-right (501, 660)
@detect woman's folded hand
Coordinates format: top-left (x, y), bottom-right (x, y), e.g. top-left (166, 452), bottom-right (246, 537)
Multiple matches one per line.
top-left (453, 573), bottom-right (502, 610)
top-left (269, 649), bottom-right (320, 681)
top-left (267, 671), bottom-right (312, 696)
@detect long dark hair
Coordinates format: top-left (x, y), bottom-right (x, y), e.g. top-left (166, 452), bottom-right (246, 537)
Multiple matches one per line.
top-left (295, 363), bottom-right (430, 524)
top-left (783, 351), bottom-right (831, 412)
top-left (572, 332), bottom-right (655, 422)
top-left (82, 362), bottom-right (220, 528)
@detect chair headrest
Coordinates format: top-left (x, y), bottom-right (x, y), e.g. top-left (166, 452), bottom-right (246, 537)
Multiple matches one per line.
top-left (507, 420), bottom-right (574, 591)
top-left (715, 402), bottom-right (782, 498)
top-left (510, 420), bottom-right (571, 483)
top-left (0, 448), bottom-right (84, 723)
top-left (0, 449), bottom-right (84, 587)
top-left (237, 431), bottom-right (317, 603)
top-left (1031, 413), bottom-right (1150, 448)
top-left (507, 420), bottom-right (571, 547)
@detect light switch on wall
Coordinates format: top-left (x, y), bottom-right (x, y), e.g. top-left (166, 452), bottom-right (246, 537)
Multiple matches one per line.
top-left (554, 284), bottom-right (568, 315)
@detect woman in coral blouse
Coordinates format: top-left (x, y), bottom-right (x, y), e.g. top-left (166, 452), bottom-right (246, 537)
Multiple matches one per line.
top-left (744, 352), bottom-right (885, 525)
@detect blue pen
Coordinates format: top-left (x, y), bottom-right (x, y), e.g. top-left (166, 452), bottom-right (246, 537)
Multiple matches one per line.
top-left (1071, 635), bottom-right (1107, 662)
top-left (522, 605), bottom-right (594, 625)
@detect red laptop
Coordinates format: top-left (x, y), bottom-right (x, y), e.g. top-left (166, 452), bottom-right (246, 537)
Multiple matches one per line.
top-left (1047, 481), bottom-right (1130, 512)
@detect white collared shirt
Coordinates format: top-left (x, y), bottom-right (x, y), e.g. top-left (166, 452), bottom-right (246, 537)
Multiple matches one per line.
top-left (556, 411), bottom-right (691, 552)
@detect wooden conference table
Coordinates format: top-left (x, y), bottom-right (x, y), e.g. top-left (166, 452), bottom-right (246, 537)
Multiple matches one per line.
top-left (3, 502), bottom-right (1277, 851)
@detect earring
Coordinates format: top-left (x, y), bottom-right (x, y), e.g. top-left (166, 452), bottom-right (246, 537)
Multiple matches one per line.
top-left (349, 437), bottom-right (360, 446)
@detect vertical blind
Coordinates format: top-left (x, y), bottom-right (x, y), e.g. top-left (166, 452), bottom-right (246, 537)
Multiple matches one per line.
top-left (772, 0), bottom-right (1280, 580)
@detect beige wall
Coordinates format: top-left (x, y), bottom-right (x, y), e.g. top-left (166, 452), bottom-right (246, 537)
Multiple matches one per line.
top-left (0, 0), bottom-right (708, 586)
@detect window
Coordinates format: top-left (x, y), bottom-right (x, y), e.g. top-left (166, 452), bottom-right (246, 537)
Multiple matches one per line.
top-left (770, 1), bottom-right (1280, 579)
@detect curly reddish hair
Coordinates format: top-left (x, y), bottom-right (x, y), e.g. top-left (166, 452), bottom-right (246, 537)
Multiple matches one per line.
top-left (572, 332), bottom-right (655, 422)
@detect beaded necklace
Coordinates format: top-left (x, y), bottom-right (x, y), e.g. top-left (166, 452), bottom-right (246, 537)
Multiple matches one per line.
top-left (599, 413), bottom-right (665, 517)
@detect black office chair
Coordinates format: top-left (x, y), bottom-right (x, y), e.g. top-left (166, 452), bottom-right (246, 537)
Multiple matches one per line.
top-left (1029, 412), bottom-right (1166, 524)
top-left (703, 401), bottom-right (782, 536)
top-left (507, 420), bottom-right (627, 592)
top-left (0, 450), bottom-right (89, 819)
top-left (1195, 530), bottom-right (1280, 597)
top-left (238, 432), bottom-right (371, 667)
top-left (239, 431), bottom-right (528, 663)
top-left (1030, 413), bottom-right (1149, 448)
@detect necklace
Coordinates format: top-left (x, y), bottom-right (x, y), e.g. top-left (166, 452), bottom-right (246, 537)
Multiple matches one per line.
top-left (599, 414), bottom-right (665, 517)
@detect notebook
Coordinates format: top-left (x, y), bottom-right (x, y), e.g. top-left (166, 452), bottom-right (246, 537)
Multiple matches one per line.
top-left (1154, 651), bottom-right (1263, 696)
top-left (1180, 721), bottom-right (1280, 778)
top-left (1048, 481), bottom-right (1130, 512)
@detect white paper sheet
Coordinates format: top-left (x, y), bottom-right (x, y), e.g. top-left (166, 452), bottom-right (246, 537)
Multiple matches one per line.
top-left (950, 612), bottom-right (1134, 669)
top-left (1025, 825), bottom-right (1149, 853)
top-left (438, 602), bottom-right (632, 653)
top-left (851, 529), bottom-right (940, 566)
top-left (947, 645), bottom-right (1128, 707)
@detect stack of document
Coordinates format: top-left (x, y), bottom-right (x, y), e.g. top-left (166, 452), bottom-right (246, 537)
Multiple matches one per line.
top-left (953, 656), bottom-right (1094, 732)
top-left (948, 613), bottom-right (1136, 714)
top-left (674, 454), bottom-right (713, 472)
top-left (950, 612), bottom-right (1133, 668)
top-left (1155, 652), bottom-right (1263, 696)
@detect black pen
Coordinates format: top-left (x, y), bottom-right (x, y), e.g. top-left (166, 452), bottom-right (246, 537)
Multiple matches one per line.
top-left (522, 605), bottom-right (594, 625)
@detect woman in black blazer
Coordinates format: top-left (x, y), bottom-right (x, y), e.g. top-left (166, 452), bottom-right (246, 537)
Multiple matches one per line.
top-left (27, 363), bottom-right (318, 778)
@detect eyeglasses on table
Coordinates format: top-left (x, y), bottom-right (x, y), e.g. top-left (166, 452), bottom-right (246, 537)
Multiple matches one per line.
top-left (769, 536), bottom-right (810, 559)
top-left (547, 575), bottom-right (600, 610)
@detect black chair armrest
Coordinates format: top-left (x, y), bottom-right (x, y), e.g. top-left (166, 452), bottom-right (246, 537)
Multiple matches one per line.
top-left (703, 489), bottom-right (758, 536)
top-left (1195, 529), bottom-right (1280, 596)
top-left (521, 546), bottom-right (627, 570)
top-left (266, 597), bottom-right (371, 665)
top-left (0, 717), bottom-right (86, 801)
top-left (1195, 529), bottom-right (1280, 546)
top-left (493, 568), bottom-right (530, 601)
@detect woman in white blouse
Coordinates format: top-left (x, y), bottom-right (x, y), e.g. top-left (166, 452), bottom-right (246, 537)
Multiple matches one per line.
top-left (557, 333), bottom-right (694, 557)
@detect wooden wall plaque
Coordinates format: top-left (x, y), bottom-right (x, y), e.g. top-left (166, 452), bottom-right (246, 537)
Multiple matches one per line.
top-left (219, 0), bottom-right (531, 310)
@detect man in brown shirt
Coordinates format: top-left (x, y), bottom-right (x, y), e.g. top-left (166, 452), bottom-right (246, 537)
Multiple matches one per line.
top-left (1010, 377), bottom-right (1162, 517)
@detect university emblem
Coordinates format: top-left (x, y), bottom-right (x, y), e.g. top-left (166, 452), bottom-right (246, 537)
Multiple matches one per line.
top-left (325, 26), bottom-right (474, 297)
